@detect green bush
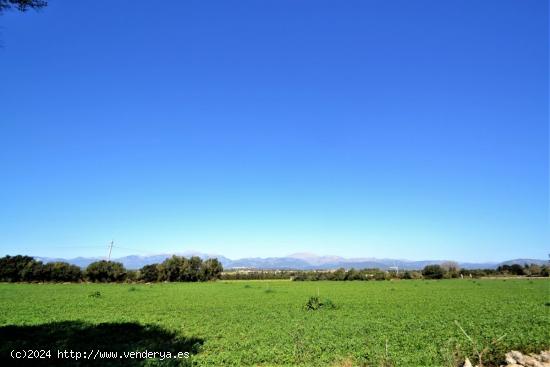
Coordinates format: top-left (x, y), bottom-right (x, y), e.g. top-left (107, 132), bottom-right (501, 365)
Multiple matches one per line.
top-left (374, 271), bottom-right (388, 281)
top-left (86, 261), bottom-right (127, 282)
top-left (139, 264), bottom-right (160, 282)
top-left (0, 255), bottom-right (40, 282)
top-left (422, 265), bottom-right (444, 279)
top-left (157, 256), bottom-right (223, 282)
top-left (0, 256), bottom-right (83, 282)
top-left (42, 262), bottom-right (82, 282)
top-left (303, 296), bottom-right (336, 311)
top-left (200, 258), bottom-right (224, 281)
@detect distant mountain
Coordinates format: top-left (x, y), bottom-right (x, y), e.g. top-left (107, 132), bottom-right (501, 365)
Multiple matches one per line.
top-left (287, 252), bottom-right (346, 266)
top-left (226, 257), bottom-right (314, 269)
top-left (497, 259), bottom-right (548, 267)
top-left (32, 252), bottom-right (547, 270)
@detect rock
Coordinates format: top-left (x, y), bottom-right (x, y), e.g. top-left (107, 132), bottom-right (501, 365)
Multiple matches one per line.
top-left (501, 351), bottom-right (550, 367)
top-left (511, 350), bottom-right (525, 364)
top-left (522, 355), bottom-right (544, 367)
top-left (506, 352), bottom-right (518, 364)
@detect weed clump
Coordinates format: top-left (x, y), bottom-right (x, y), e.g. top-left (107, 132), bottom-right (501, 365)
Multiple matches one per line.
top-left (303, 296), bottom-right (336, 311)
top-left (454, 320), bottom-right (506, 367)
top-left (88, 291), bottom-right (101, 298)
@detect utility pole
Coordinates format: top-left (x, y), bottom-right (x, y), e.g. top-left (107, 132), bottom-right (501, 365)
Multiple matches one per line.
top-left (107, 240), bottom-right (114, 261)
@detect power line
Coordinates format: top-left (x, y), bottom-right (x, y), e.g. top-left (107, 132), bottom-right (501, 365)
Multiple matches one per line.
top-left (111, 245), bottom-right (162, 256)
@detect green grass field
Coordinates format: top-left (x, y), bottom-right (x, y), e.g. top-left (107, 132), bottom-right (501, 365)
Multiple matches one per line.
top-left (0, 279), bottom-right (548, 366)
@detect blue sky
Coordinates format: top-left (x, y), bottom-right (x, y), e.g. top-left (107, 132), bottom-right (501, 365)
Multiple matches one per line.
top-left (0, 0), bottom-right (548, 262)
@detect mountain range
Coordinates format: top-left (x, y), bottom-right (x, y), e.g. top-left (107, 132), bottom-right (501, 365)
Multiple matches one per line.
top-left (33, 252), bottom-right (548, 271)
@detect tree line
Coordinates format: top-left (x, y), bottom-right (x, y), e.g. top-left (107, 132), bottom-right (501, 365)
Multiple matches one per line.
top-left (225, 262), bottom-right (549, 281)
top-left (0, 255), bottom-right (223, 283)
top-left (1, 255), bottom-right (546, 282)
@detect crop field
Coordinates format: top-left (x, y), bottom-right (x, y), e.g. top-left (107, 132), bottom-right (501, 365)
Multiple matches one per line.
top-left (0, 279), bottom-right (548, 366)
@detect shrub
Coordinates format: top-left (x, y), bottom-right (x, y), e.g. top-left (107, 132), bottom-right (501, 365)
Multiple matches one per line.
top-left (139, 264), bottom-right (160, 282)
top-left (441, 261), bottom-right (460, 278)
top-left (345, 268), bottom-right (363, 280)
top-left (422, 265), bottom-right (444, 279)
top-left (303, 296), bottom-right (336, 311)
top-left (496, 264), bottom-right (524, 275)
top-left (0, 255), bottom-right (85, 282)
top-left (200, 258), bottom-right (223, 280)
top-left (157, 256), bottom-right (223, 282)
top-left (125, 270), bottom-right (138, 282)
top-left (331, 268), bottom-right (346, 281)
top-left (322, 298), bottom-right (337, 309)
top-left (0, 255), bottom-right (40, 282)
top-left (304, 296), bottom-right (322, 310)
top-left (42, 262), bottom-right (82, 282)
top-left (86, 261), bottom-right (127, 282)
top-left (19, 259), bottom-right (45, 281)
top-left (374, 271), bottom-right (388, 281)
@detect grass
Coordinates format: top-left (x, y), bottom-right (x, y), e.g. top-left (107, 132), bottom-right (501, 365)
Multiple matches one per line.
top-left (0, 279), bottom-right (548, 366)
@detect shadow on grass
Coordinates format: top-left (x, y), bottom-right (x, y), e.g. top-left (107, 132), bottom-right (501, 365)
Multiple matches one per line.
top-left (0, 321), bottom-right (204, 366)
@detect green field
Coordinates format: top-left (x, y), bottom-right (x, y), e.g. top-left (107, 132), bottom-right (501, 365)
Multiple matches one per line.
top-left (0, 279), bottom-right (548, 366)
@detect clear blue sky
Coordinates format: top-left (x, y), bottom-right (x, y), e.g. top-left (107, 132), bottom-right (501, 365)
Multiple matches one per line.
top-left (0, 0), bottom-right (548, 262)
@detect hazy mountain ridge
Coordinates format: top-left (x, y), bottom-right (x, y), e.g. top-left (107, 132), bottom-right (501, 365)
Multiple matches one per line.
top-left (33, 253), bottom-right (547, 270)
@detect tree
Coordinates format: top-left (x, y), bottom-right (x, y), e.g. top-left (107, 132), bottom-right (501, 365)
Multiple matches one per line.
top-left (345, 268), bottom-right (362, 281)
top-left (42, 262), bottom-right (82, 282)
top-left (422, 265), bottom-right (444, 279)
top-left (86, 261), bottom-right (127, 282)
top-left (126, 270), bottom-right (138, 282)
top-left (19, 258), bottom-right (44, 281)
top-left (0, 0), bottom-right (46, 13)
top-left (373, 271), bottom-right (388, 281)
top-left (158, 256), bottom-right (186, 281)
top-left (497, 264), bottom-right (524, 276)
top-left (156, 256), bottom-right (224, 282)
top-left (441, 261), bottom-right (460, 278)
top-left (181, 256), bottom-right (202, 282)
top-left (0, 255), bottom-right (38, 282)
top-left (200, 258), bottom-right (223, 281)
top-left (508, 264), bottom-right (524, 275)
top-left (331, 268), bottom-right (346, 281)
top-left (0, 255), bottom-right (85, 282)
top-left (524, 264), bottom-right (542, 277)
top-left (441, 261), bottom-right (460, 273)
top-left (139, 264), bottom-right (160, 282)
